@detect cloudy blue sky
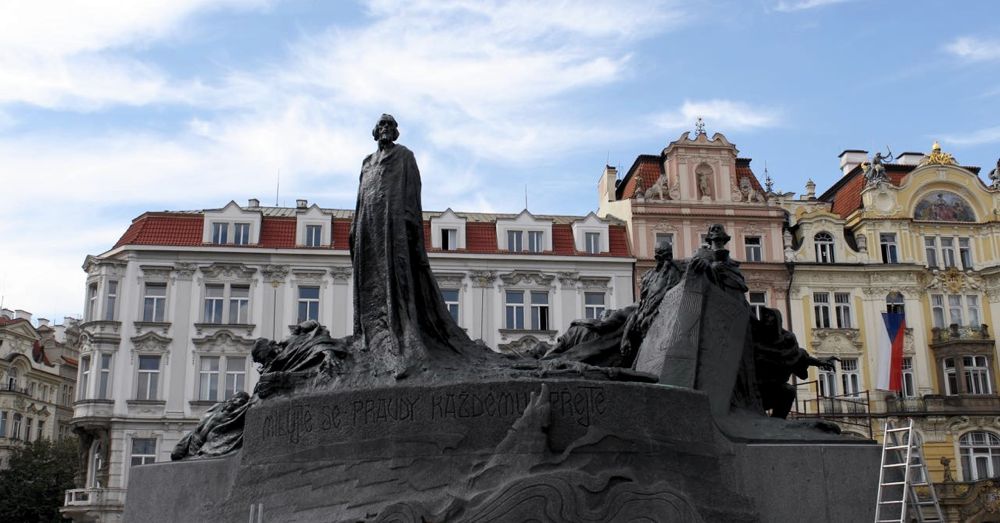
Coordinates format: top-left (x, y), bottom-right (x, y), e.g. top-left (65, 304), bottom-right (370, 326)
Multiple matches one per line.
top-left (2, 0), bottom-right (999, 322)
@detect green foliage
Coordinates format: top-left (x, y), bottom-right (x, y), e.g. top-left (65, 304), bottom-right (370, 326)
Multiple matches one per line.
top-left (0, 438), bottom-right (79, 523)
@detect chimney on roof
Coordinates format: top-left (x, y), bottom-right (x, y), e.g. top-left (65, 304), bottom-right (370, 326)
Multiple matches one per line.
top-left (838, 150), bottom-right (868, 176)
top-left (14, 309), bottom-right (32, 322)
top-left (598, 165), bottom-right (618, 203)
top-left (0, 308), bottom-right (11, 319)
top-left (296, 199), bottom-right (308, 209)
top-left (37, 318), bottom-right (50, 327)
top-left (803, 179), bottom-right (816, 200)
top-left (895, 152), bottom-right (923, 166)
top-left (63, 316), bottom-right (76, 327)
top-left (248, 198), bottom-right (260, 208)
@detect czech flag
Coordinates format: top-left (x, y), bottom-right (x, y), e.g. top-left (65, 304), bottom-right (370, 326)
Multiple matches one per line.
top-left (876, 312), bottom-right (906, 391)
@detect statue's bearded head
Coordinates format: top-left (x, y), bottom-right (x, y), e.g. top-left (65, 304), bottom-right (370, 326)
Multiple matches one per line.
top-left (372, 114), bottom-right (400, 144)
top-left (654, 240), bottom-right (673, 262)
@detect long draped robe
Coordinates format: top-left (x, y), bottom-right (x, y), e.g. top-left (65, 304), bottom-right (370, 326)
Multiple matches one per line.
top-left (351, 144), bottom-right (472, 377)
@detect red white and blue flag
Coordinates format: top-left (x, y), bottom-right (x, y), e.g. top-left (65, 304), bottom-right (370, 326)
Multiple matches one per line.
top-left (876, 312), bottom-right (906, 391)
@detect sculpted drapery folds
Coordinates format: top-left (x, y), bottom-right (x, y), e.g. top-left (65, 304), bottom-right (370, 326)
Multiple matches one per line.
top-left (350, 114), bottom-right (474, 378)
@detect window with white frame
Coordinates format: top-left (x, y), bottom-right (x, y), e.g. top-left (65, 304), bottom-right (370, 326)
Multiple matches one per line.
top-left (944, 358), bottom-right (959, 395)
top-left (28, 382), bottom-right (36, 398)
top-left (36, 420), bottom-right (44, 441)
top-left (585, 232), bottom-right (601, 254)
top-left (79, 356), bottom-right (90, 399)
top-left (104, 281), bottom-right (118, 321)
top-left (880, 233), bottom-right (898, 264)
top-left (748, 292), bottom-right (767, 319)
top-left (62, 385), bottom-right (71, 406)
top-left (224, 357), bottom-right (246, 400)
top-left (654, 232), bottom-right (674, 248)
top-left (0, 411), bottom-right (6, 438)
top-left (932, 295), bottom-right (946, 328)
top-left (964, 356), bottom-right (992, 395)
top-left (505, 291), bottom-right (525, 329)
top-left (229, 285), bottom-right (250, 324)
top-left (297, 286), bottom-right (320, 322)
top-left (941, 237), bottom-right (957, 268)
top-left (960, 431), bottom-right (1000, 481)
top-left (142, 282), bottom-right (167, 322)
top-left (834, 292), bottom-right (852, 328)
top-left (203, 284), bottom-right (225, 323)
top-left (584, 292), bottom-right (606, 319)
top-left (11, 414), bottom-right (22, 440)
top-left (507, 230), bottom-right (523, 252)
top-left (211, 222), bottom-right (228, 244)
top-left (959, 238), bottom-right (973, 270)
top-left (925, 237), bottom-right (938, 268)
top-left (233, 223), bottom-right (251, 245)
top-left (305, 224), bottom-right (322, 247)
top-left (441, 289), bottom-right (460, 322)
top-left (840, 358), bottom-right (861, 397)
top-left (87, 282), bottom-right (98, 321)
top-left (441, 228), bottom-right (458, 251)
top-left (932, 294), bottom-right (982, 327)
top-left (818, 366), bottom-right (836, 397)
top-left (744, 236), bottom-right (762, 262)
top-left (136, 355), bottom-right (160, 400)
top-left (527, 231), bottom-right (543, 253)
top-left (97, 353), bottom-right (112, 399)
top-left (530, 291), bottom-right (550, 330)
top-left (24, 418), bottom-right (32, 442)
top-left (199, 356), bottom-right (220, 401)
top-left (886, 292), bottom-right (905, 317)
top-left (813, 292), bottom-right (831, 328)
top-left (901, 357), bottom-right (915, 398)
top-left (968, 295), bottom-right (981, 327)
top-left (130, 438), bottom-right (157, 467)
top-left (814, 232), bottom-right (835, 263)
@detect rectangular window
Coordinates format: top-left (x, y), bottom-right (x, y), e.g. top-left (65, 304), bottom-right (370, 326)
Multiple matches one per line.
top-left (925, 237), bottom-right (938, 268)
top-left (834, 292), bottom-right (852, 329)
top-left (585, 232), bottom-right (601, 254)
top-left (748, 292), bottom-right (767, 319)
top-left (142, 282), bottom-right (167, 322)
top-left (880, 233), bottom-right (898, 264)
top-left (902, 357), bottom-right (915, 398)
top-left (104, 280), bottom-right (118, 321)
top-left (959, 237), bottom-right (972, 270)
top-left (944, 358), bottom-right (958, 395)
top-left (964, 356), bottom-right (992, 395)
top-left (199, 357), bottom-right (220, 401)
top-left (527, 231), bottom-right (543, 253)
top-left (25, 418), bottom-right (33, 442)
top-left (136, 355), bottom-right (160, 400)
top-left (98, 353), bottom-right (112, 399)
top-left (654, 232), bottom-right (674, 248)
top-left (932, 294), bottom-right (946, 329)
top-left (212, 222), bottom-right (228, 244)
top-left (584, 292), bottom-right (606, 320)
top-left (36, 420), bottom-right (44, 441)
top-left (530, 291), bottom-right (549, 330)
top-left (229, 285), bottom-right (250, 324)
top-left (224, 357), bottom-right (246, 400)
top-left (130, 438), bottom-right (157, 467)
top-left (297, 286), bottom-right (320, 322)
top-left (818, 368), bottom-right (837, 397)
top-left (87, 283), bottom-right (98, 321)
top-left (203, 284), bottom-right (225, 324)
top-left (840, 358), bottom-right (860, 397)
top-left (305, 224), bottom-right (322, 247)
top-left (62, 385), bottom-right (70, 406)
top-left (233, 223), bottom-right (250, 245)
top-left (441, 289), bottom-right (460, 323)
top-left (941, 237), bottom-right (956, 268)
top-left (79, 355), bottom-right (91, 400)
top-left (948, 295), bottom-right (964, 326)
top-left (505, 291), bottom-right (525, 329)
top-left (11, 414), bottom-right (21, 440)
top-left (744, 236), bottom-right (762, 262)
top-left (507, 230), bottom-right (523, 252)
top-left (967, 295), bottom-right (981, 327)
top-left (0, 412), bottom-right (6, 438)
top-left (813, 292), bottom-right (831, 329)
top-left (441, 228), bottom-right (457, 250)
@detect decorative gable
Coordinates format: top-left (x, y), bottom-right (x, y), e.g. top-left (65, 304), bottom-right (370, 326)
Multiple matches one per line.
top-left (429, 208), bottom-right (467, 250)
top-left (495, 210), bottom-right (553, 252)
top-left (201, 201), bottom-right (262, 245)
top-left (570, 212), bottom-right (609, 254)
top-left (295, 204), bottom-right (333, 247)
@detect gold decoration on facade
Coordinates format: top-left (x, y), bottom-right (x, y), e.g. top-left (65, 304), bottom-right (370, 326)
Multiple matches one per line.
top-left (919, 140), bottom-right (958, 166)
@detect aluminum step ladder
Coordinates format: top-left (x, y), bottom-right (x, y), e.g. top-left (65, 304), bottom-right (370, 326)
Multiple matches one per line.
top-left (874, 419), bottom-right (945, 523)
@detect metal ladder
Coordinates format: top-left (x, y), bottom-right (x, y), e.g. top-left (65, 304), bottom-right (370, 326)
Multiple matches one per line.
top-left (875, 419), bottom-right (945, 523)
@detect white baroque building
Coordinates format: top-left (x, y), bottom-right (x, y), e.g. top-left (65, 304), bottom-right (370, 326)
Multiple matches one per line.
top-left (62, 200), bottom-right (635, 522)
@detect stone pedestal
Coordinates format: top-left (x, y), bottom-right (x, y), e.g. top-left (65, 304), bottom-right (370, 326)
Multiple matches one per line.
top-left (125, 380), bottom-right (879, 522)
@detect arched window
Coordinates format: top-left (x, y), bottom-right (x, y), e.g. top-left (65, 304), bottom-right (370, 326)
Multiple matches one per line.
top-left (814, 232), bottom-right (835, 263)
top-left (960, 431), bottom-right (1000, 481)
top-left (886, 292), bottom-right (905, 317)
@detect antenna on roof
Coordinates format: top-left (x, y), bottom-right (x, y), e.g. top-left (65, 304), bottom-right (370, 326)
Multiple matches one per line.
top-left (524, 184), bottom-right (528, 211)
top-left (764, 160), bottom-right (774, 193)
top-left (275, 169), bottom-right (280, 206)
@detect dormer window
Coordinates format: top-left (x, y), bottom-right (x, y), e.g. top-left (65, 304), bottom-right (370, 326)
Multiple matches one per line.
top-left (527, 231), bottom-right (543, 253)
top-left (585, 232), bottom-right (601, 254)
top-left (814, 232), bottom-right (835, 263)
top-left (305, 225), bottom-right (322, 247)
top-left (508, 230), bottom-right (523, 252)
top-left (441, 228), bottom-right (458, 250)
top-left (233, 223), bottom-right (251, 245)
top-left (212, 223), bottom-right (228, 244)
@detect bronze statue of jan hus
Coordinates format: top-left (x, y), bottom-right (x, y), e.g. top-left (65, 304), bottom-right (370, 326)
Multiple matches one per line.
top-left (620, 239), bottom-right (685, 364)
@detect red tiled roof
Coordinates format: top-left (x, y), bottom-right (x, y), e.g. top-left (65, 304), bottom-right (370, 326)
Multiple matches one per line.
top-left (824, 165), bottom-right (911, 218)
top-left (551, 224), bottom-right (575, 254)
top-left (422, 221), bottom-right (432, 246)
top-left (259, 217), bottom-right (296, 249)
top-left (618, 155), bottom-right (662, 200)
top-left (465, 222), bottom-right (498, 252)
top-left (608, 226), bottom-right (629, 257)
top-left (332, 220), bottom-right (351, 248)
top-left (735, 158), bottom-right (764, 194)
top-left (114, 213), bottom-right (203, 248)
top-left (0, 317), bottom-right (28, 327)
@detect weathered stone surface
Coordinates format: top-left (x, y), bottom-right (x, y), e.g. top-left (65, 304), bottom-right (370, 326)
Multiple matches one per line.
top-left (126, 379), bottom-right (878, 522)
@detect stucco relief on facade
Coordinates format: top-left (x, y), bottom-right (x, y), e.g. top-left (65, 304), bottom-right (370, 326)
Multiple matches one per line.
top-left (129, 332), bottom-right (172, 364)
top-left (809, 328), bottom-right (863, 356)
top-left (199, 263), bottom-right (257, 280)
top-left (329, 267), bottom-right (352, 281)
top-left (261, 264), bottom-right (290, 284)
top-left (433, 272), bottom-right (466, 289)
top-left (923, 267), bottom-right (984, 294)
top-left (499, 270), bottom-right (555, 288)
top-left (468, 270), bottom-right (497, 288)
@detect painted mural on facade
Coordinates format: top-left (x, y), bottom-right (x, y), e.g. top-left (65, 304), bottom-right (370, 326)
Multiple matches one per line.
top-left (913, 192), bottom-right (976, 222)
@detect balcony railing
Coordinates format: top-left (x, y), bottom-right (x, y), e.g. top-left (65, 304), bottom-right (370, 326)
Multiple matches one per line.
top-left (63, 487), bottom-right (126, 508)
top-left (790, 380), bottom-right (873, 439)
top-left (0, 383), bottom-right (29, 395)
top-left (931, 324), bottom-right (992, 343)
top-left (885, 394), bottom-right (1000, 414)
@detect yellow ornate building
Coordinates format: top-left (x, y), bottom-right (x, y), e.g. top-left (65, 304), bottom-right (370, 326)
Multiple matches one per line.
top-left (781, 144), bottom-right (1000, 521)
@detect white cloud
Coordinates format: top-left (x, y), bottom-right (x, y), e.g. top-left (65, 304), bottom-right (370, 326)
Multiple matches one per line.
top-left (940, 126), bottom-right (1000, 147)
top-left (944, 37), bottom-right (1000, 62)
top-left (772, 0), bottom-right (856, 12)
top-left (653, 99), bottom-right (782, 133)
